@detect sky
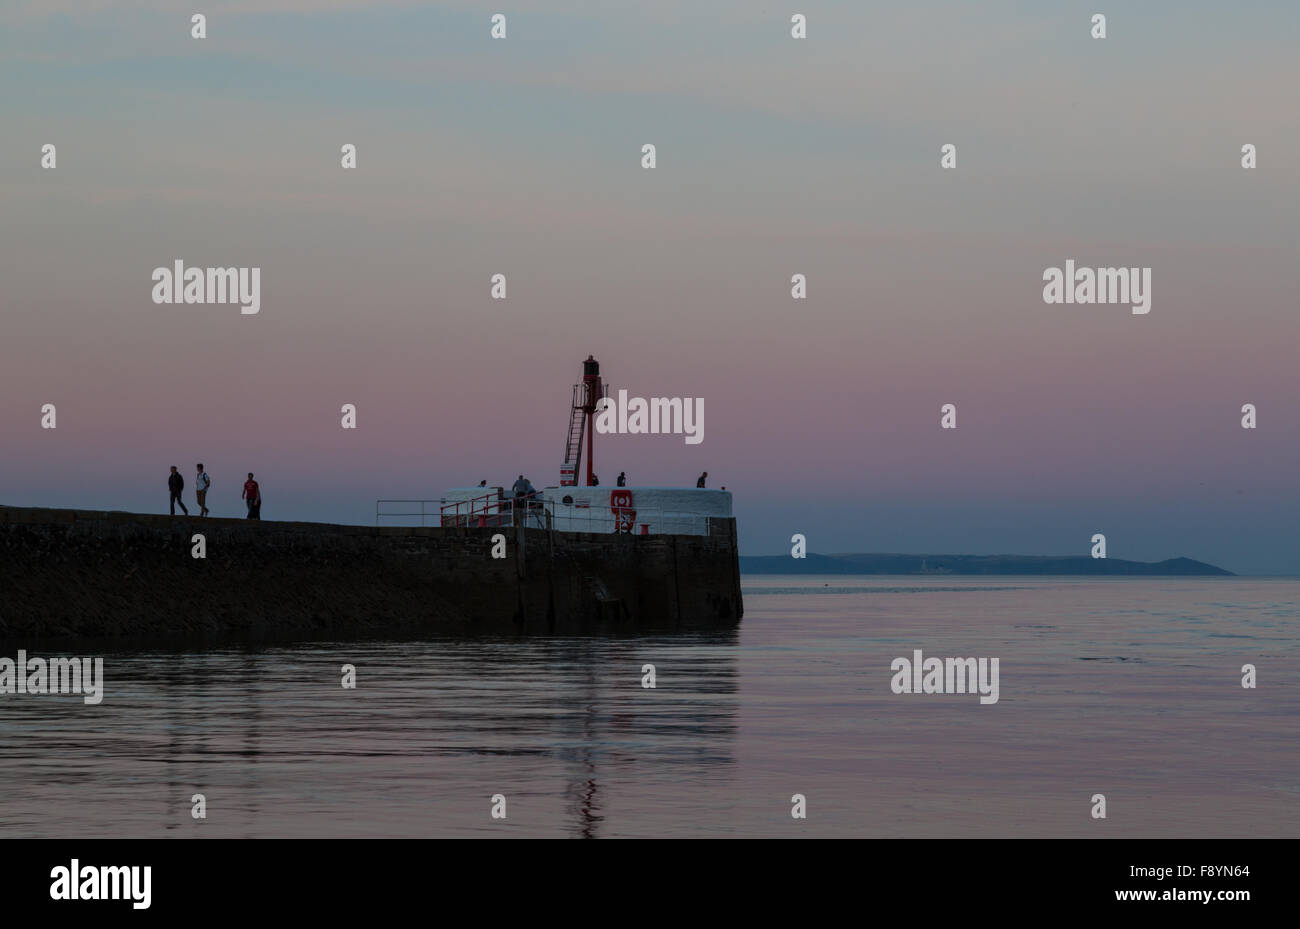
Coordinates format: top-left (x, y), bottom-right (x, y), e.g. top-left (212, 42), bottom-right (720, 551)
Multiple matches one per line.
top-left (2, 1), bottom-right (1298, 573)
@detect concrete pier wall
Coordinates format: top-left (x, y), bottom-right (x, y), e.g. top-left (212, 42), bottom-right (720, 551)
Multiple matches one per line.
top-left (0, 506), bottom-right (743, 642)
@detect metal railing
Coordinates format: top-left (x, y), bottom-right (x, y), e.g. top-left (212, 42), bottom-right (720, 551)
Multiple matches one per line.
top-left (375, 499), bottom-right (444, 526)
top-left (376, 492), bottom-right (547, 528)
top-left (376, 493), bottom-right (714, 535)
top-left (439, 490), bottom-right (521, 527)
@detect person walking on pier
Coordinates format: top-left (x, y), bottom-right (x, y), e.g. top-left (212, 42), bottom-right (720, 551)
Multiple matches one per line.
top-left (696, 471), bottom-right (708, 488)
top-left (195, 463), bottom-right (211, 517)
top-left (168, 466), bottom-right (189, 515)
top-left (617, 472), bottom-right (626, 487)
top-left (243, 472), bottom-right (261, 520)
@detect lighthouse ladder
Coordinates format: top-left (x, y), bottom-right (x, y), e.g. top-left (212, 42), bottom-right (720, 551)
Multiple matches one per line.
top-left (562, 382), bottom-right (585, 484)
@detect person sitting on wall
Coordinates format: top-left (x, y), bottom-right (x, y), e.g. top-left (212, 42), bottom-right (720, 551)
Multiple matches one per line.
top-left (696, 471), bottom-right (708, 488)
top-left (591, 474), bottom-right (600, 486)
top-left (509, 476), bottom-right (536, 508)
top-left (617, 472), bottom-right (626, 487)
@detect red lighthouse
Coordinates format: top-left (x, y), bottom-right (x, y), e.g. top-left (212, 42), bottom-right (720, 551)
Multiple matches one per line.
top-left (560, 355), bottom-right (604, 487)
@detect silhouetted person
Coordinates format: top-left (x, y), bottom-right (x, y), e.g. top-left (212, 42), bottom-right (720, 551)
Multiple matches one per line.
top-left (591, 474), bottom-right (600, 486)
top-left (243, 472), bottom-right (261, 519)
top-left (168, 466), bottom-right (188, 515)
top-left (479, 480), bottom-right (487, 487)
top-left (512, 474), bottom-right (529, 500)
top-left (617, 472), bottom-right (626, 487)
top-left (696, 471), bottom-right (708, 488)
top-left (195, 463), bottom-right (210, 516)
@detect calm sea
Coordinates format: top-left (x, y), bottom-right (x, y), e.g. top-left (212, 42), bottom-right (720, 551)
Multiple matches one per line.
top-left (1, 576), bottom-right (1296, 838)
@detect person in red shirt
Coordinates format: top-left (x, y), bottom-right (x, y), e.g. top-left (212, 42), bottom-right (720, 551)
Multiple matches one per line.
top-left (242, 473), bottom-right (261, 520)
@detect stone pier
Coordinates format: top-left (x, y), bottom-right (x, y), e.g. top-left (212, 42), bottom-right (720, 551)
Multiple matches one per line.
top-left (0, 506), bottom-right (743, 643)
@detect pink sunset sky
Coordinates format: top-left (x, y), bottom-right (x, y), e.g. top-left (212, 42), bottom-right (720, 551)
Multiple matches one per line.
top-left (1, 1), bottom-right (1298, 572)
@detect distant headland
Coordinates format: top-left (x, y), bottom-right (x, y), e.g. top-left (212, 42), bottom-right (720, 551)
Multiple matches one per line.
top-left (739, 553), bottom-right (1234, 576)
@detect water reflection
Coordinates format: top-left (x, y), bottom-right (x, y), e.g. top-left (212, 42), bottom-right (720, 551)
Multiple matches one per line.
top-left (0, 631), bottom-right (740, 838)
top-left (10, 577), bottom-right (1291, 837)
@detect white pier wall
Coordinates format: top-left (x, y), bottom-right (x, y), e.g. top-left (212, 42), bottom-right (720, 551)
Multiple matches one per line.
top-left (543, 486), bottom-right (731, 536)
top-left (437, 486), bottom-right (732, 535)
